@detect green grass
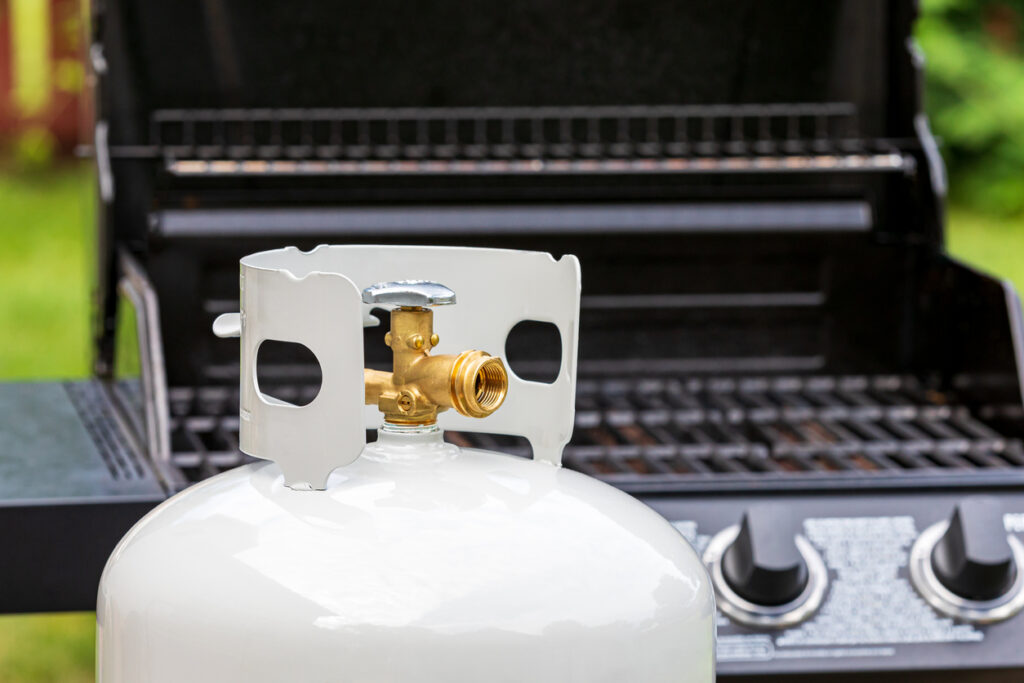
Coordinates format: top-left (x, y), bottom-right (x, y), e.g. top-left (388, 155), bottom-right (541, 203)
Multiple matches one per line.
top-left (0, 166), bottom-right (94, 379)
top-left (0, 167), bottom-right (1023, 682)
top-left (0, 614), bottom-right (94, 683)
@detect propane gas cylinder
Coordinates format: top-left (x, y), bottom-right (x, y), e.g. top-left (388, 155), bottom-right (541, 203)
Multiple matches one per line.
top-left (97, 245), bottom-right (716, 683)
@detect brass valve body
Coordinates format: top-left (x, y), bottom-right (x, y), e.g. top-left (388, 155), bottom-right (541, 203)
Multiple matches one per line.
top-left (364, 307), bottom-right (508, 425)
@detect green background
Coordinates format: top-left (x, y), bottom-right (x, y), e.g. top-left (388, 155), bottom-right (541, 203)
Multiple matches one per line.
top-left (5, 1), bottom-right (1024, 680)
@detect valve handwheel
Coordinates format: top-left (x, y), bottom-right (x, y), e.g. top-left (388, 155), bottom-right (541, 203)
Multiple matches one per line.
top-left (361, 280), bottom-right (508, 426)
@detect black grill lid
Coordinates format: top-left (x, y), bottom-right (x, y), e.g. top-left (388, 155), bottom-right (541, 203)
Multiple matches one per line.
top-left (92, 0), bottom-right (936, 250)
top-left (93, 1), bottom-right (931, 215)
top-left (100, 1), bottom-right (906, 132)
top-left (88, 0), bottom-right (1022, 412)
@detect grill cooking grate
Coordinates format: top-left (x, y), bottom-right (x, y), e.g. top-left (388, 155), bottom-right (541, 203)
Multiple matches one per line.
top-left (98, 104), bottom-right (916, 176)
top-left (167, 375), bottom-right (1024, 491)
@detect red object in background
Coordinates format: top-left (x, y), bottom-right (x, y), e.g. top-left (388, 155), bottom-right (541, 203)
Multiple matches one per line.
top-left (0, 7), bottom-right (10, 115)
top-left (0, 0), bottom-right (87, 157)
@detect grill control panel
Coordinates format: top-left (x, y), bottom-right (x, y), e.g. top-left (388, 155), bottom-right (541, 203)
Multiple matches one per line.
top-left (644, 491), bottom-right (1024, 681)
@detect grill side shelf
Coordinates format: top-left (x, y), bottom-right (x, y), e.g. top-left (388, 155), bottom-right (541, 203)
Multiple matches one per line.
top-left (0, 381), bottom-right (165, 612)
top-left (64, 380), bottom-right (148, 482)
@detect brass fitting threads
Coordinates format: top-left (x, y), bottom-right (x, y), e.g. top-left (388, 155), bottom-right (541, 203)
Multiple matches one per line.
top-left (450, 350), bottom-right (509, 418)
top-left (363, 305), bottom-right (508, 426)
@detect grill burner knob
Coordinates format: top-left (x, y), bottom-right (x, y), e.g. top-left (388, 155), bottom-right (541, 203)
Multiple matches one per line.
top-left (930, 497), bottom-right (1017, 601)
top-left (910, 495), bottom-right (1024, 623)
top-left (721, 504), bottom-right (809, 606)
top-left (704, 503), bottom-right (827, 628)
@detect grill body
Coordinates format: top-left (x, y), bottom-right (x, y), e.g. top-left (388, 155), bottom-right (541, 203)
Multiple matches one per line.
top-left (2, 0), bottom-right (1024, 680)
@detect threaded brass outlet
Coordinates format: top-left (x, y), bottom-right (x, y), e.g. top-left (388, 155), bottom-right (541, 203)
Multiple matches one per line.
top-left (450, 351), bottom-right (509, 418)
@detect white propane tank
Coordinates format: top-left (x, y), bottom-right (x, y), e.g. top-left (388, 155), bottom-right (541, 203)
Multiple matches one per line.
top-left (96, 245), bottom-right (716, 683)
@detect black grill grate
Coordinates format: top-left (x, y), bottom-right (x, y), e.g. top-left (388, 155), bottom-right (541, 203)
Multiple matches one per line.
top-left (168, 375), bottom-right (1024, 492)
top-left (97, 104), bottom-right (915, 177)
top-left (150, 103), bottom-right (864, 160)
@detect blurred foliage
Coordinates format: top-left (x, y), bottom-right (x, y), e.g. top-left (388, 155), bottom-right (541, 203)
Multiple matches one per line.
top-left (947, 204), bottom-right (1024, 286)
top-left (10, 126), bottom-right (60, 172)
top-left (918, 0), bottom-right (1024, 215)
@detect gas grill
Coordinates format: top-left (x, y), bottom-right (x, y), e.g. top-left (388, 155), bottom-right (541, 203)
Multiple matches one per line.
top-left (4, 0), bottom-right (1024, 680)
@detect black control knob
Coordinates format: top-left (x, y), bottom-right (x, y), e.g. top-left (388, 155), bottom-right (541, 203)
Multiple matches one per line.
top-left (722, 503), bottom-right (809, 606)
top-left (931, 497), bottom-right (1017, 601)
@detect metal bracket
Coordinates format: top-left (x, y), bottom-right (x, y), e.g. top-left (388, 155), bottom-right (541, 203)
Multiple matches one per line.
top-left (223, 245), bottom-right (581, 489)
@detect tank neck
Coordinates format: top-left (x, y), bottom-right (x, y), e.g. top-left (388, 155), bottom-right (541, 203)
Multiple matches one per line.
top-left (363, 422), bottom-right (457, 462)
top-left (379, 420), bottom-right (443, 442)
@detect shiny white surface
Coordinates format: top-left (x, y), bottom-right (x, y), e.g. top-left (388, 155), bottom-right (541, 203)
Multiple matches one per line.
top-left (98, 431), bottom-right (715, 682)
top-left (232, 245), bottom-right (581, 489)
top-left (238, 248), bottom-right (367, 489)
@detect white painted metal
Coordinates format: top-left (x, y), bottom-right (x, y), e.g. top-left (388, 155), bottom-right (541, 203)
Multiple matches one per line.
top-left (98, 429), bottom-right (715, 682)
top-left (220, 245), bottom-right (581, 489)
top-left (235, 252), bottom-right (367, 489)
top-left (98, 245), bottom-right (715, 682)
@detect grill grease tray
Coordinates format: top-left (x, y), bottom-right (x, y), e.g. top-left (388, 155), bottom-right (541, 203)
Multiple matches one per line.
top-left (168, 375), bottom-right (1024, 492)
